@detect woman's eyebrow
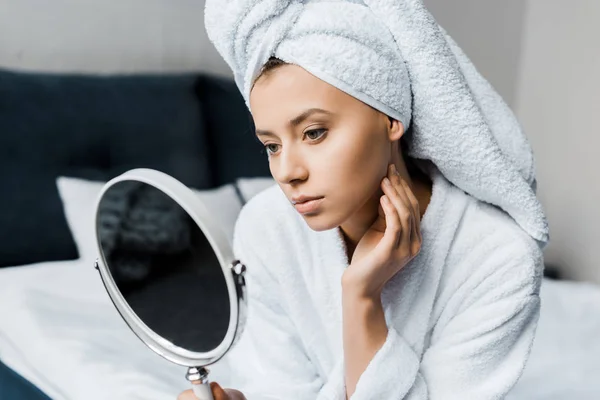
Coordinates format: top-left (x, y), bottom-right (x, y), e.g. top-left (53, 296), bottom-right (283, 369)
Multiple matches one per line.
top-left (256, 108), bottom-right (332, 137)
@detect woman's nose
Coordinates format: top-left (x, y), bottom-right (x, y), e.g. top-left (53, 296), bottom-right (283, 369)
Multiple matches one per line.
top-left (274, 147), bottom-right (308, 184)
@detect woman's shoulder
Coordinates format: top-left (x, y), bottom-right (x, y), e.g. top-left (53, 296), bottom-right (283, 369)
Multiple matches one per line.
top-left (429, 191), bottom-right (544, 325)
top-left (461, 194), bottom-right (542, 252)
top-left (444, 190), bottom-right (544, 297)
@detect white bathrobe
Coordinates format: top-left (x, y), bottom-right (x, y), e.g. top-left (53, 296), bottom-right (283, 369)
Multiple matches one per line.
top-left (223, 163), bottom-right (544, 400)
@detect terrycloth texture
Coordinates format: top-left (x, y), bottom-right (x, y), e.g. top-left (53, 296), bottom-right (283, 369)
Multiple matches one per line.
top-left (221, 163), bottom-right (544, 399)
top-left (204, 0), bottom-right (549, 246)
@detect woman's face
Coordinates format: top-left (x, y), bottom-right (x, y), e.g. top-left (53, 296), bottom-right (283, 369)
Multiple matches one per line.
top-left (250, 64), bottom-right (403, 232)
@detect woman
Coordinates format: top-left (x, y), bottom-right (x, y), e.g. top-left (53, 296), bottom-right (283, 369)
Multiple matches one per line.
top-left (180, 0), bottom-right (549, 399)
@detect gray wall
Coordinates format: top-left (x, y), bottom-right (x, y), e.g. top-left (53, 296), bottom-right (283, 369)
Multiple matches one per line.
top-left (515, 0), bottom-right (600, 283)
top-left (0, 0), bottom-right (229, 76)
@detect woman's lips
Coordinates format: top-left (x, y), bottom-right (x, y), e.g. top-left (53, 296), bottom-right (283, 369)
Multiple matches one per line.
top-left (294, 197), bottom-right (324, 214)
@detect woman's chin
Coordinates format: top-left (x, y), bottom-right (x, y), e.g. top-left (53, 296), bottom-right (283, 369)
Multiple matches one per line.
top-left (301, 212), bottom-right (343, 232)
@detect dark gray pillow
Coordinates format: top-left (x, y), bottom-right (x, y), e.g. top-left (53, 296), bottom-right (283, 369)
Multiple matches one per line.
top-left (0, 68), bottom-right (211, 267)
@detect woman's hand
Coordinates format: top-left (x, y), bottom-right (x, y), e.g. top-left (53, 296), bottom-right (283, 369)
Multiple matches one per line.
top-left (177, 382), bottom-right (247, 400)
top-left (342, 163), bottom-right (422, 299)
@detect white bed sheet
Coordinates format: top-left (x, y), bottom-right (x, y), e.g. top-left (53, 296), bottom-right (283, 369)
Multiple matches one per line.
top-left (0, 258), bottom-right (223, 400)
top-left (2, 259), bottom-right (599, 400)
top-left (509, 278), bottom-right (600, 399)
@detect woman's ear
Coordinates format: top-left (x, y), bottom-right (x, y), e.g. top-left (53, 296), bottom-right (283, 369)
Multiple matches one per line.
top-left (387, 116), bottom-right (404, 142)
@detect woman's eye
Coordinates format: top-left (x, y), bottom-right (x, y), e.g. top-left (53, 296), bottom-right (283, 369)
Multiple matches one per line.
top-left (265, 143), bottom-right (280, 155)
top-left (262, 129), bottom-right (326, 156)
top-left (305, 129), bottom-right (327, 141)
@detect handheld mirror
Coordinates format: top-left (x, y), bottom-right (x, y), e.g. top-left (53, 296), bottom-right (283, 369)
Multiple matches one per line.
top-left (92, 168), bottom-right (248, 400)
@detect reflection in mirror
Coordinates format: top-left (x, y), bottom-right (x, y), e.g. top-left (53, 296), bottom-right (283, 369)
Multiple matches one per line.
top-left (96, 180), bottom-right (230, 353)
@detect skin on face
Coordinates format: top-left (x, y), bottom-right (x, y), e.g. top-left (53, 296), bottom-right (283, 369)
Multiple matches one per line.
top-left (250, 63), bottom-right (408, 248)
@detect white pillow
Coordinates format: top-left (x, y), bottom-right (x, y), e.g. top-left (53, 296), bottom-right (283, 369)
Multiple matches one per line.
top-left (236, 177), bottom-right (276, 203)
top-left (56, 176), bottom-right (243, 263)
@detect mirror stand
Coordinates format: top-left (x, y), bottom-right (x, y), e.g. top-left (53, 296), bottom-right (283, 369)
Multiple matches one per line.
top-left (186, 366), bottom-right (214, 400)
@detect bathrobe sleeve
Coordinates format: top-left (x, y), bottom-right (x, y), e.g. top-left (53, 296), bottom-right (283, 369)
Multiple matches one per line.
top-left (223, 208), bottom-right (344, 400)
top-left (340, 242), bottom-right (543, 400)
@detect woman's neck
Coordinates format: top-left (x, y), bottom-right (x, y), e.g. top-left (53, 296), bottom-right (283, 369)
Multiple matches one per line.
top-left (340, 159), bottom-right (432, 262)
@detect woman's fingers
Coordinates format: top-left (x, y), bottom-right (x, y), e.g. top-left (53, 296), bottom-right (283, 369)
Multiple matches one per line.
top-left (382, 164), bottom-right (424, 259)
top-left (177, 383), bottom-right (232, 400)
top-left (211, 382), bottom-right (229, 400)
top-left (224, 389), bottom-right (248, 400)
top-left (399, 179), bottom-right (422, 256)
top-left (380, 194), bottom-right (401, 252)
top-left (400, 179), bottom-right (421, 236)
top-left (382, 165), bottom-right (412, 254)
top-left (177, 389), bottom-right (197, 400)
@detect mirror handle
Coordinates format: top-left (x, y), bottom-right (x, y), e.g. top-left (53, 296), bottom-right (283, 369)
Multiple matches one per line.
top-left (187, 367), bottom-right (214, 400)
top-left (191, 382), bottom-right (214, 400)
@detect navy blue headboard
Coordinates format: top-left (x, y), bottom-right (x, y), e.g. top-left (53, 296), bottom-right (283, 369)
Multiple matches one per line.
top-left (0, 68), bottom-right (270, 267)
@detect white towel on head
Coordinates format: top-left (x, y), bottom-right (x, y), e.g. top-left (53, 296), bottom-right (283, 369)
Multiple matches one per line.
top-left (204, 0), bottom-right (550, 246)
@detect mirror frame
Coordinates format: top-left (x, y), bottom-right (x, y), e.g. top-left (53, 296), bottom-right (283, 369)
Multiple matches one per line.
top-left (93, 168), bottom-right (247, 367)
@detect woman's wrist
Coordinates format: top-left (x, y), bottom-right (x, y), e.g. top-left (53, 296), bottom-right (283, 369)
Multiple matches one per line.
top-left (341, 288), bottom-right (385, 321)
top-left (341, 269), bottom-right (383, 301)
top-left (341, 280), bottom-right (387, 351)
top-left (341, 277), bottom-right (388, 397)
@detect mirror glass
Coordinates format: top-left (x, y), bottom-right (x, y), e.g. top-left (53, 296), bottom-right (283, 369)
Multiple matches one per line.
top-left (96, 180), bottom-right (230, 353)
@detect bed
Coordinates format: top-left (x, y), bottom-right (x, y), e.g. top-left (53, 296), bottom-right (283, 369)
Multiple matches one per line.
top-left (1, 250), bottom-right (599, 399)
top-left (0, 67), bottom-right (599, 400)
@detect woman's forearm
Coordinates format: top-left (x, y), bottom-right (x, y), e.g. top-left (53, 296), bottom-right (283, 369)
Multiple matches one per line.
top-left (342, 285), bottom-right (388, 398)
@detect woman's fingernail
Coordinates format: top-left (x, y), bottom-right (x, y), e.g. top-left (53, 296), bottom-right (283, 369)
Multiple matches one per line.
top-left (384, 177), bottom-right (392, 187)
top-left (392, 164), bottom-right (399, 175)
